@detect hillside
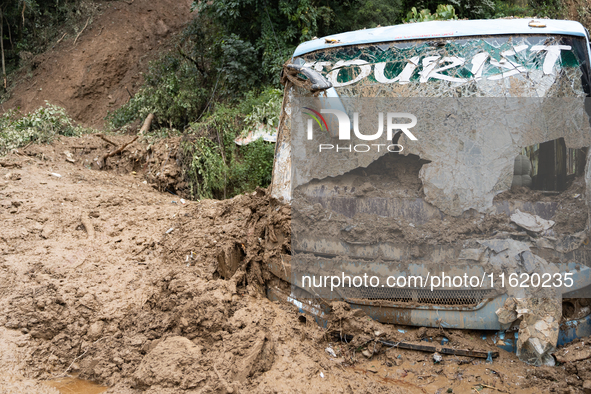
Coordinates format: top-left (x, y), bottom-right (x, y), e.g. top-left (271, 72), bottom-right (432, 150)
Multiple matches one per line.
top-left (2, 0), bottom-right (193, 128)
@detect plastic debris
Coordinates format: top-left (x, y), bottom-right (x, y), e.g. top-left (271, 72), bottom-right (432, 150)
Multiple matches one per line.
top-left (165, 227), bottom-right (174, 234)
top-left (433, 352), bottom-right (442, 363)
top-left (64, 151), bottom-right (75, 163)
top-left (512, 298), bottom-right (561, 366)
top-left (319, 372), bottom-right (325, 378)
top-left (441, 338), bottom-right (449, 346)
top-left (486, 351), bottom-right (493, 364)
top-left (325, 347), bottom-right (337, 358)
top-left (49, 173), bottom-right (62, 178)
top-left (234, 123), bottom-right (277, 146)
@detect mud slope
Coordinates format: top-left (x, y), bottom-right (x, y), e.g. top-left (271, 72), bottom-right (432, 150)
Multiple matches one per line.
top-left (2, 0), bottom-right (193, 128)
top-left (1, 137), bottom-right (590, 393)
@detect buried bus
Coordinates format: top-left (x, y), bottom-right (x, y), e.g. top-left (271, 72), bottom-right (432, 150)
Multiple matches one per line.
top-left (265, 19), bottom-right (591, 365)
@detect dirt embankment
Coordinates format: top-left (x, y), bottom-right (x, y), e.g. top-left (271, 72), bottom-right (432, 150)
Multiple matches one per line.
top-left (2, 0), bottom-right (194, 128)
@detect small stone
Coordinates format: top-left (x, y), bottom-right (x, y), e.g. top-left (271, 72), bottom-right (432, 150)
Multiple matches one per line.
top-left (367, 366), bottom-right (378, 373)
top-left (87, 321), bottom-right (104, 340)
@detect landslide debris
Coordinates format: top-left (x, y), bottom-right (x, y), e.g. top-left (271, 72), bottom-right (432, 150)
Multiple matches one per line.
top-left (2, 0), bottom-right (194, 128)
top-left (1, 139), bottom-right (590, 394)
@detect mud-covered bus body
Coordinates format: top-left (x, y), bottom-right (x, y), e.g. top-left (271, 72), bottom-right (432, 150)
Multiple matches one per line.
top-left (266, 19), bottom-right (591, 360)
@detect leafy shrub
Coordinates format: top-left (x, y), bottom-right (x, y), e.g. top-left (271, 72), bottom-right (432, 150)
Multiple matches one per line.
top-left (231, 138), bottom-right (275, 192)
top-left (527, 0), bottom-right (564, 18)
top-left (106, 16), bottom-right (262, 131)
top-left (106, 53), bottom-right (209, 130)
top-left (330, 0), bottom-right (404, 32)
top-left (181, 135), bottom-right (229, 200)
top-left (0, 102), bottom-right (84, 156)
top-left (194, 0), bottom-right (335, 85)
top-left (241, 88), bottom-right (282, 137)
top-left (447, 0), bottom-right (495, 18)
top-left (179, 88), bottom-right (280, 200)
top-left (492, 0), bottom-right (534, 18)
top-left (405, 4), bottom-right (458, 22)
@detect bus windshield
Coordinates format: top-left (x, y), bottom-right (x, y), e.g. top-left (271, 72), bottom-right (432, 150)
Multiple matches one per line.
top-left (296, 35), bottom-right (591, 98)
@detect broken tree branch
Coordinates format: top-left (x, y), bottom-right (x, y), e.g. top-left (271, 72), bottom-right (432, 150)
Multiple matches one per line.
top-left (99, 136), bottom-right (138, 169)
top-left (335, 333), bottom-right (499, 360)
top-left (379, 338), bottom-right (499, 359)
top-left (0, 160), bottom-right (21, 168)
top-left (56, 32), bottom-right (67, 44)
top-left (95, 133), bottom-right (117, 146)
top-left (177, 46), bottom-right (206, 76)
top-left (139, 113), bottom-right (154, 134)
top-left (74, 17), bottom-right (91, 46)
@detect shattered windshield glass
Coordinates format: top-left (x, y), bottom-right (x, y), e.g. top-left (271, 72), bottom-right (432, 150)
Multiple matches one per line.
top-left (297, 35), bottom-right (590, 97)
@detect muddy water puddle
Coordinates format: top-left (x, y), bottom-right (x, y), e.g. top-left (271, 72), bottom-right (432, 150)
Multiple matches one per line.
top-left (349, 359), bottom-right (539, 394)
top-left (45, 377), bottom-right (107, 394)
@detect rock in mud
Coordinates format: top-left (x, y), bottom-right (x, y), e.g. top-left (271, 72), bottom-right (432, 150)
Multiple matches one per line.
top-left (134, 336), bottom-right (208, 390)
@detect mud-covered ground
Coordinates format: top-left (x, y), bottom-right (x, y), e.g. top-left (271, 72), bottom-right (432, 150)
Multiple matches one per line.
top-left (0, 135), bottom-right (590, 394)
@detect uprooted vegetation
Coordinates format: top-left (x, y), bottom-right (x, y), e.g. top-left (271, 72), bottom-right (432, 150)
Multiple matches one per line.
top-left (1, 92), bottom-right (277, 201)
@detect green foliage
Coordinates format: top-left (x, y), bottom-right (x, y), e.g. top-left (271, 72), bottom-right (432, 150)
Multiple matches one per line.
top-left (447, 0), bottom-right (495, 18)
top-left (0, 0), bottom-right (97, 78)
top-left (107, 54), bottom-right (209, 130)
top-left (107, 16), bottom-right (262, 131)
top-left (405, 4), bottom-right (458, 21)
top-left (181, 135), bottom-right (228, 200)
top-left (331, 0), bottom-right (403, 32)
top-left (403, 0), bottom-right (493, 19)
top-left (242, 88), bottom-right (282, 137)
top-left (193, 0), bottom-right (334, 85)
top-left (0, 102), bottom-right (84, 156)
top-left (527, 0), bottom-right (564, 18)
top-left (179, 88), bottom-right (280, 200)
top-left (492, 0), bottom-right (534, 17)
top-left (233, 139), bottom-right (275, 191)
